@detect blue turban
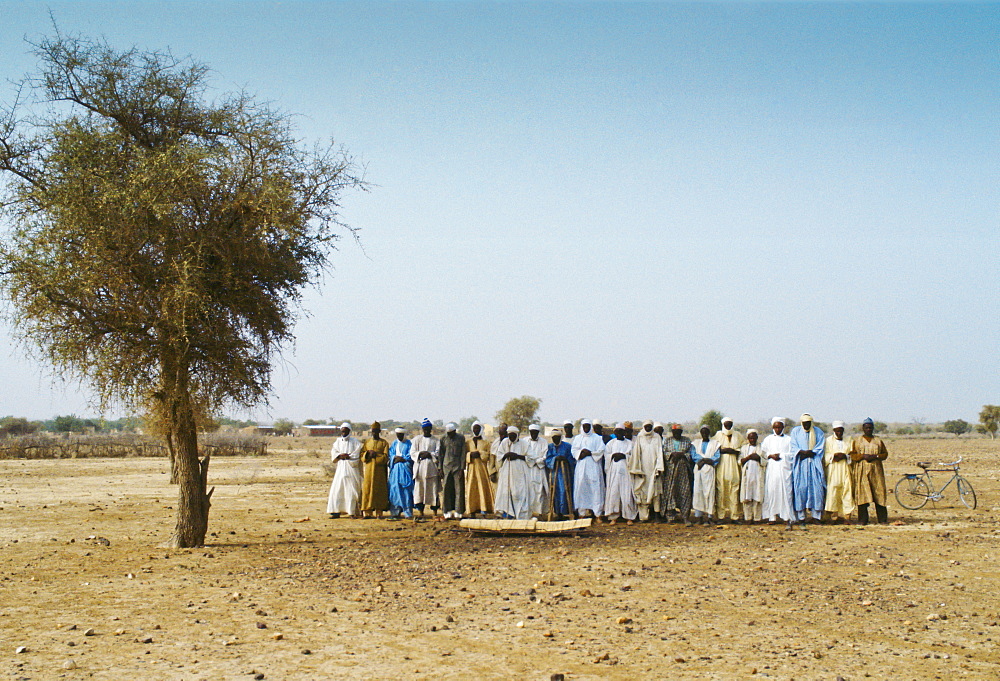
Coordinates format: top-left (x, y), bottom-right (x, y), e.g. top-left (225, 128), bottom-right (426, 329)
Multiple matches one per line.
top-left (421, 418), bottom-right (432, 428)
top-left (862, 417), bottom-right (874, 425)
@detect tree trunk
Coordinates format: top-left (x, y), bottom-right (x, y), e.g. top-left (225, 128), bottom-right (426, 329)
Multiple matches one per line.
top-left (160, 358), bottom-right (213, 548)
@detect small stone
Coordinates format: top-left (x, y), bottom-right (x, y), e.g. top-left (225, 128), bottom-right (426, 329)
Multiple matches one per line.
top-left (861, 600), bottom-right (873, 607)
top-left (927, 614), bottom-right (940, 621)
top-left (813, 651), bottom-right (823, 659)
top-left (445, 615), bottom-right (454, 623)
top-left (543, 631), bottom-right (554, 638)
top-left (140, 636), bottom-right (153, 644)
top-left (64, 624), bottom-right (77, 631)
top-left (83, 628), bottom-right (96, 636)
top-left (594, 652), bottom-right (610, 662)
top-left (715, 558), bottom-right (722, 565)
top-left (255, 609), bottom-right (268, 616)
top-left (516, 621), bottom-right (525, 628)
top-left (301, 648), bottom-right (312, 655)
top-left (579, 589), bottom-right (593, 597)
top-left (271, 633), bottom-right (283, 640)
top-left (254, 674), bottom-right (265, 680)
top-left (256, 622), bottom-right (267, 629)
top-left (63, 660), bottom-right (77, 670)
top-left (674, 657), bottom-right (686, 663)
top-left (616, 617), bottom-right (633, 625)
top-left (550, 675), bottom-right (565, 681)
top-left (15, 646), bottom-right (27, 654)
top-left (330, 607), bottom-right (338, 613)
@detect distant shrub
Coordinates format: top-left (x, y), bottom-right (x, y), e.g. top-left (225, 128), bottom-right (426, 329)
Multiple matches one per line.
top-left (0, 432), bottom-right (267, 459)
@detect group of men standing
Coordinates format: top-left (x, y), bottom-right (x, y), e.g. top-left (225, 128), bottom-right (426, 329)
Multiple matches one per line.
top-left (326, 414), bottom-right (890, 528)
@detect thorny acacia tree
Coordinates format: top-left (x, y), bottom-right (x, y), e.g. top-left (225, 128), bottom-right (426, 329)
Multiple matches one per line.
top-left (0, 34), bottom-right (364, 547)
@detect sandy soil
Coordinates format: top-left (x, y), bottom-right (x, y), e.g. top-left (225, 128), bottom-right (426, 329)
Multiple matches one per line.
top-left (2, 437), bottom-right (1000, 680)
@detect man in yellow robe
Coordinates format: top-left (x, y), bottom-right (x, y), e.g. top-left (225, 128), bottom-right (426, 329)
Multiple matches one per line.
top-left (850, 417), bottom-right (889, 525)
top-left (465, 421), bottom-right (495, 516)
top-left (359, 421), bottom-right (390, 518)
top-left (823, 421), bottom-right (855, 522)
top-left (714, 417), bottom-right (744, 522)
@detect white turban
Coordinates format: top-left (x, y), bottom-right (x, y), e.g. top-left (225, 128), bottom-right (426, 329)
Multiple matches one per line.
top-left (800, 413), bottom-right (813, 423)
top-left (529, 424), bottom-right (540, 431)
top-left (471, 420), bottom-right (482, 431)
top-left (581, 419), bottom-right (592, 426)
top-left (446, 422), bottom-right (457, 432)
top-left (563, 419), bottom-right (573, 426)
top-left (832, 420), bottom-right (845, 429)
top-left (771, 416), bottom-right (785, 426)
top-left (507, 425), bottom-right (520, 434)
top-left (615, 422), bottom-right (625, 430)
top-left (340, 422), bottom-right (351, 430)
top-left (394, 427), bottom-right (405, 434)
top-left (746, 428), bottom-right (758, 436)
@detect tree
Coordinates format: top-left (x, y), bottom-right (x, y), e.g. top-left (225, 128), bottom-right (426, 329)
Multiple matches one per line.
top-left (872, 421), bottom-right (888, 434)
top-left (0, 34), bottom-right (363, 547)
top-left (699, 409), bottom-right (723, 434)
top-left (943, 419), bottom-right (971, 436)
top-left (272, 419), bottom-right (295, 436)
top-left (980, 405), bottom-right (1000, 440)
top-left (0, 416), bottom-right (40, 437)
top-left (458, 415), bottom-right (480, 433)
top-left (495, 396), bottom-right (541, 431)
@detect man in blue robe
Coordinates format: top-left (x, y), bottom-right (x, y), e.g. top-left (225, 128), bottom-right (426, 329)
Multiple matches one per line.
top-left (546, 430), bottom-right (575, 519)
top-left (788, 413), bottom-right (826, 529)
top-left (387, 427), bottom-right (415, 520)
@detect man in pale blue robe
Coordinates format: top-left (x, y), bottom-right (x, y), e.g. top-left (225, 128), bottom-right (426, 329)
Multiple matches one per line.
top-left (571, 419), bottom-right (606, 519)
top-left (788, 413), bottom-right (826, 528)
top-left (387, 427), bottom-right (414, 520)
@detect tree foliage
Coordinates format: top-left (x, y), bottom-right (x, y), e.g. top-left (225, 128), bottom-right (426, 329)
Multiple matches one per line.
top-left (495, 396), bottom-right (541, 431)
top-left (272, 419), bottom-right (295, 436)
top-left (0, 33), bottom-right (364, 546)
top-left (699, 409), bottom-right (723, 434)
top-left (979, 405), bottom-right (1000, 440)
top-left (943, 419), bottom-right (971, 436)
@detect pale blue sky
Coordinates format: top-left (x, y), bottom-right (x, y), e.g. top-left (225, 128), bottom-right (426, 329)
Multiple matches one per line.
top-left (1, 2), bottom-right (997, 425)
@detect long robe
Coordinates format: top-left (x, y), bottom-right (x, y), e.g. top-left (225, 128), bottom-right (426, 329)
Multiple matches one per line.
top-left (494, 438), bottom-right (532, 519)
top-left (824, 435), bottom-right (855, 517)
top-left (662, 435), bottom-right (694, 518)
top-left (387, 439), bottom-right (414, 517)
top-left (714, 429), bottom-right (744, 520)
top-left (571, 430), bottom-right (606, 515)
top-left (546, 440), bottom-right (575, 517)
top-left (359, 438), bottom-right (390, 512)
top-left (465, 435), bottom-right (495, 514)
top-left (850, 435), bottom-right (889, 506)
top-left (691, 438), bottom-right (720, 516)
top-left (327, 435), bottom-right (362, 515)
top-left (603, 438), bottom-right (638, 520)
top-left (525, 436), bottom-right (550, 517)
top-left (739, 442), bottom-right (766, 521)
top-left (789, 425), bottom-right (826, 520)
top-left (628, 430), bottom-right (664, 520)
top-left (411, 434), bottom-right (441, 509)
top-left (761, 432), bottom-right (793, 521)
top-left (438, 432), bottom-right (467, 515)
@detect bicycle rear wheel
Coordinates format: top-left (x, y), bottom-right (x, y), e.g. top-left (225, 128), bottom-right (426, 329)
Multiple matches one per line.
top-left (957, 477), bottom-right (977, 510)
top-left (894, 476), bottom-right (930, 510)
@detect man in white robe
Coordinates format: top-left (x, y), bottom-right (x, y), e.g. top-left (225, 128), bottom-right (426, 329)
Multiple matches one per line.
top-left (628, 420), bottom-right (664, 521)
top-left (691, 425), bottom-right (721, 525)
top-left (571, 419), bottom-right (606, 520)
top-left (494, 426), bottom-right (533, 519)
top-left (411, 418), bottom-right (441, 519)
top-left (604, 424), bottom-right (638, 524)
top-left (761, 417), bottom-right (793, 525)
top-left (739, 429), bottom-right (765, 522)
top-left (327, 423), bottom-right (362, 518)
top-left (525, 425), bottom-right (549, 518)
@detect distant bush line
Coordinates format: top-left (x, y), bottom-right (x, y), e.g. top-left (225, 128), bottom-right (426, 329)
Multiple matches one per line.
top-left (0, 433), bottom-right (267, 460)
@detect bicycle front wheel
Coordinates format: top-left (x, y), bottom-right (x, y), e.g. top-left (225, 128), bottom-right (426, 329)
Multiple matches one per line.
top-left (957, 477), bottom-right (977, 510)
top-left (894, 476), bottom-right (930, 510)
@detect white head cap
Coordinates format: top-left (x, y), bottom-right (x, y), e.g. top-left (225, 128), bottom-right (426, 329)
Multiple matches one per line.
top-left (446, 422), bottom-right (457, 432)
top-left (771, 416), bottom-right (785, 426)
top-left (529, 424), bottom-right (540, 432)
top-left (340, 422), bottom-right (351, 430)
top-left (832, 420), bottom-right (845, 429)
top-left (615, 422), bottom-right (625, 430)
top-left (563, 419), bottom-right (573, 426)
top-left (507, 425), bottom-right (520, 434)
top-left (394, 427), bottom-right (405, 434)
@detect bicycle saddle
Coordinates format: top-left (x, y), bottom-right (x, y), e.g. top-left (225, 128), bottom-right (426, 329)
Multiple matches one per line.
top-left (916, 461), bottom-right (931, 468)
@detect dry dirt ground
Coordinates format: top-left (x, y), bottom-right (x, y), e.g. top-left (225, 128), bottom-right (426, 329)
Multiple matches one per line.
top-left (2, 437), bottom-right (1000, 680)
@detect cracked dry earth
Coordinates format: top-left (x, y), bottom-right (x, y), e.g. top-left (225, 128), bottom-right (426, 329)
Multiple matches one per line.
top-left (2, 437), bottom-right (1000, 680)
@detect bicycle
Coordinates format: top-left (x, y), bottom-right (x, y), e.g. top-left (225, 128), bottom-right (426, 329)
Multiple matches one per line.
top-left (894, 456), bottom-right (976, 510)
